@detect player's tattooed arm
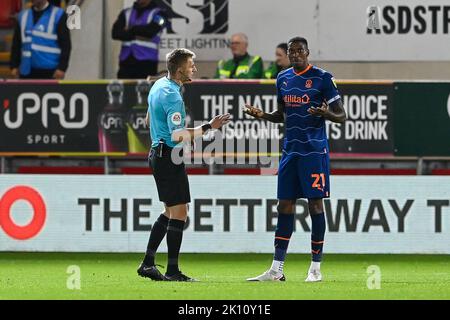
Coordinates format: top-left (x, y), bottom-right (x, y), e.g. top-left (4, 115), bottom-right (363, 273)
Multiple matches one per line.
top-left (243, 103), bottom-right (285, 123)
top-left (307, 99), bottom-right (346, 123)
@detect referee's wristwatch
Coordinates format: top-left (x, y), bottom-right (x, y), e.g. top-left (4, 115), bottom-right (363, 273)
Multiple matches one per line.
top-left (201, 123), bottom-right (212, 134)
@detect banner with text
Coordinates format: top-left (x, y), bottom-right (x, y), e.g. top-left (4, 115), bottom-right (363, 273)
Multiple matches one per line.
top-left (150, 0), bottom-right (450, 61)
top-left (185, 81), bottom-right (394, 157)
top-left (0, 80), bottom-right (394, 156)
top-left (0, 81), bottom-right (151, 154)
top-left (1, 175), bottom-right (449, 253)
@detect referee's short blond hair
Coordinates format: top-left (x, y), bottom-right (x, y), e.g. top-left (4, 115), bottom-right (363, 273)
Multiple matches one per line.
top-left (166, 48), bottom-right (196, 75)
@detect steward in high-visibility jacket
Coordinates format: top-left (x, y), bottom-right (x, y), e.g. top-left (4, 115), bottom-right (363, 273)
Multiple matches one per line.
top-left (10, 0), bottom-right (71, 79)
top-left (215, 53), bottom-right (264, 79)
top-left (112, 0), bottom-right (168, 79)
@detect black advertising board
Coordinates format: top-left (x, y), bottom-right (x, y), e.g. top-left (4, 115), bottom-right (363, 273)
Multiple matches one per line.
top-left (393, 82), bottom-right (450, 156)
top-left (327, 82), bottom-right (394, 155)
top-left (0, 81), bottom-right (150, 154)
top-left (0, 80), bottom-right (394, 156)
top-left (184, 81), bottom-right (395, 157)
top-left (184, 81), bottom-right (283, 160)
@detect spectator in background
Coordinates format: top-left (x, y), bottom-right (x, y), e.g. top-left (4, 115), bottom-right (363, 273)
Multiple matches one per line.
top-left (215, 33), bottom-right (263, 79)
top-left (112, 0), bottom-right (168, 79)
top-left (264, 43), bottom-right (290, 79)
top-left (10, 0), bottom-right (71, 79)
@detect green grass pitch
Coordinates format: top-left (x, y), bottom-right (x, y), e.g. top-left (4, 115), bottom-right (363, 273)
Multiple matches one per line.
top-left (0, 253), bottom-right (449, 300)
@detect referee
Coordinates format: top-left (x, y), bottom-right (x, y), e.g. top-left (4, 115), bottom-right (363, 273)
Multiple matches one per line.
top-left (137, 48), bottom-right (231, 282)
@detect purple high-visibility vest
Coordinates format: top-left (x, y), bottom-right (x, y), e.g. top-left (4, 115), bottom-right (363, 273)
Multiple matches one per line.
top-left (119, 7), bottom-right (163, 62)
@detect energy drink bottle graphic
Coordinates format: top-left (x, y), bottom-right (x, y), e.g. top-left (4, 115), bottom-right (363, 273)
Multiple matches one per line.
top-left (127, 80), bottom-right (151, 153)
top-left (98, 81), bottom-right (128, 152)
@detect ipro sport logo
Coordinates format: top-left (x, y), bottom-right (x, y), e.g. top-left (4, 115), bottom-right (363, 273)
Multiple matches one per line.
top-left (3, 92), bottom-right (89, 130)
top-left (157, 0), bottom-right (229, 34)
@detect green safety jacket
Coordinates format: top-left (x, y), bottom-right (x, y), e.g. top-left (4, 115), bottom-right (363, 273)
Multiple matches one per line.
top-left (264, 62), bottom-right (290, 79)
top-left (215, 54), bottom-right (264, 79)
top-left (264, 62), bottom-right (279, 79)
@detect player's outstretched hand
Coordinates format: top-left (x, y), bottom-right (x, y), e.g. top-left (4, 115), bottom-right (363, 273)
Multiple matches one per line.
top-left (307, 101), bottom-right (329, 117)
top-left (209, 113), bottom-right (231, 129)
top-left (243, 104), bottom-right (264, 118)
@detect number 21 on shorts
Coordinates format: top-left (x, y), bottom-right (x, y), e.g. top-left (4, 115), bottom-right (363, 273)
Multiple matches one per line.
top-left (311, 173), bottom-right (325, 191)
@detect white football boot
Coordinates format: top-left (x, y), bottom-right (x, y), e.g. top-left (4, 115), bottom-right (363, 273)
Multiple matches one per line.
top-left (305, 268), bottom-right (322, 282)
top-left (247, 269), bottom-right (286, 282)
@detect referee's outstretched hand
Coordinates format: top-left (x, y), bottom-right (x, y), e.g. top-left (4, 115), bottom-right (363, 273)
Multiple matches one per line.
top-left (209, 113), bottom-right (232, 129)
top-left (243, 104), bottom-right (264, 118)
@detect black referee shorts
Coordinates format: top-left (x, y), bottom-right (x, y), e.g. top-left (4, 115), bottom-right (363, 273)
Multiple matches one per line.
top-left (148, 145), bottom-right (191, 207)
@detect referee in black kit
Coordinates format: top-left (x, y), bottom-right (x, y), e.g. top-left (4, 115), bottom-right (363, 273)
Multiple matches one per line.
top-left (137, 48), bottom-right (231, 282)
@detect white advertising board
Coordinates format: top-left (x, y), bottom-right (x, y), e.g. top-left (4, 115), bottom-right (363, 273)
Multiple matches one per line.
top-left (120, 0), bottom-right (450, 61)
top-left (1, 175), bottom-right (449, 253)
